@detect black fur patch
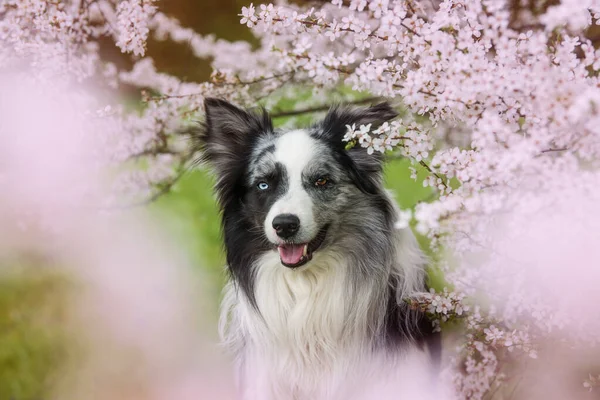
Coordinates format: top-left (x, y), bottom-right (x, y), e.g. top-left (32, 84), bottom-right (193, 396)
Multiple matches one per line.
top-left (191, 98), bottom-right (274, 306)
top-left (245, 162), bottom-right (289, 229)
top-left (194, 98), bottom-right (273, 209)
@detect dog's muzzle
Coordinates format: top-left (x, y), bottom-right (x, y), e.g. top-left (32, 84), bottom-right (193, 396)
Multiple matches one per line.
top-left (277, 224), bottom-right (329, 268)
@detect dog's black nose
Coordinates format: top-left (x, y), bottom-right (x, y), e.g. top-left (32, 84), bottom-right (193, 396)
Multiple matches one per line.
top-left (272, 214), bottom-right (300, 239)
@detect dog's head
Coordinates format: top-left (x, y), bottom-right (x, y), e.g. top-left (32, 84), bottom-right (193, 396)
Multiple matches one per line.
top-left (197, 98), bottom-right (397, 270)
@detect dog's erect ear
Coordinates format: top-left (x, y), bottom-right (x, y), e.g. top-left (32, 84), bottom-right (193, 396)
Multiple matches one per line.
top-left (193, 98), bottom-right (273, 204)
top-left (200, 98), bottom-right (273, 166)
top-left (315, 102), bottom-right (398, 194)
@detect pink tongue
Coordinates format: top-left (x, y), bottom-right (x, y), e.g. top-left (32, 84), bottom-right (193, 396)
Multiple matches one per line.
top-left (278, 244), bottom-right (305, 265)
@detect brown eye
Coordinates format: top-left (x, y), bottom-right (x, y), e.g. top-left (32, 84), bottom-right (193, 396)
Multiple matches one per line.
top-left (315, 177), bottom-right (328, 187)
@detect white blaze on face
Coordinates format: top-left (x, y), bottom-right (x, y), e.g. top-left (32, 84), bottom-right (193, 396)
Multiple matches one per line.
top-left (264, 130), bottom-right (318, 244)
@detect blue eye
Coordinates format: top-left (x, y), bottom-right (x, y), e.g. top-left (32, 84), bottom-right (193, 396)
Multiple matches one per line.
top-left (257, 182), bottom-right (269, 190)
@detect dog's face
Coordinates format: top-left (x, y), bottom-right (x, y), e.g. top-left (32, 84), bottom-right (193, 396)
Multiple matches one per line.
top-left (247, 129), bottom-right (348, 268)
top-left (197, 98), bottom-right (397, 270)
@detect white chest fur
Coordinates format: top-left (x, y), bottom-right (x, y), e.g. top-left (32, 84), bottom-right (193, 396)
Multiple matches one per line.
top-left (220, 249), bottom-right (435, 400)
top-left (219, 227), bottom-right (436, 400)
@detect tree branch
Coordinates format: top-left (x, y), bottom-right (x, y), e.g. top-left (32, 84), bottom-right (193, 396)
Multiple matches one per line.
top-left (419, 159), bottom-right (449, 190)
top-left (270, 96), bottom-right (383, 118)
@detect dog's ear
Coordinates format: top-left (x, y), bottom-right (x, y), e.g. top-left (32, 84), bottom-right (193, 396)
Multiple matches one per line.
top-left (193, 98), bottom-right (273, 204)
top-left (315, 102), bottom-right (398, 194)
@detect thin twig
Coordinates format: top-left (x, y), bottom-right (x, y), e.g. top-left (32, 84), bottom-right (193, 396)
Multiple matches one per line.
top-left (419, 159), bottom-right (449, 190)
top-left (272, 14), bottom-right (432, 46)
top-left (507, 375), bottom-right (524, 400)
top-left (126, 147), bottom-right (178, 160)
top-left (271, 96), bottom-right (383, 118)
top-left (540, 147), bottom-right (568, 153)
top-left (146, 72), bottom-right (295, 102)
top-left (111, 152), bottom-right (195, 209)
top-left (136, 168), bottom-right (187, 206)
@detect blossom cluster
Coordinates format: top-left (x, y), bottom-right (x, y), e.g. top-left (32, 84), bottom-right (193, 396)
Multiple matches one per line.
top-left (412, 287), bottom-right (540, 398)
top-left (115, 0), bottom-right (157, 56)
top-left (344, 119), bottom-right (434, 159)
top-left (409, 287), bottom-right (468, 331)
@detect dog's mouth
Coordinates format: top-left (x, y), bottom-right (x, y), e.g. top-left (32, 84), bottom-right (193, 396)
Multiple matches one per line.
top-left (277, 224), bottom-right (329, 269)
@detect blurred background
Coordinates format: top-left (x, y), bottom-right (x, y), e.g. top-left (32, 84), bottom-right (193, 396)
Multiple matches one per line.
top-left (0, 1), bottom-right (436, 398)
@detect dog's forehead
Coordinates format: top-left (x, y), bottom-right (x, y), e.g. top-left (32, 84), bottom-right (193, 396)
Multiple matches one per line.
top-left (249, 129), bottom-right (325, 176)
top-left (273, 130), bottom-right (319, 172)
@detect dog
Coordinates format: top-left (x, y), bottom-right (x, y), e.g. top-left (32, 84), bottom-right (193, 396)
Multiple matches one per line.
top-left (194, 98), bottom-right (441, 400)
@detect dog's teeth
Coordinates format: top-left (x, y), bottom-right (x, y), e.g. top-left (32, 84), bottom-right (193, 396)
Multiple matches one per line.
top-left (303, 245), bottom-right (308, 257)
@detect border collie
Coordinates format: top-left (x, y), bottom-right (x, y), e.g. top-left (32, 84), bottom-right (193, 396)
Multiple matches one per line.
top-left (195, 98), bottom-right (440, 400)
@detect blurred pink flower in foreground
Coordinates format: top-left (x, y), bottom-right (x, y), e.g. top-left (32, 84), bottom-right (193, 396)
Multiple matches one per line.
top-left (437, 173), bottom-right (600, 399)
top-left (0, 71), bottom-right (234, 400)
top-left (456, 174), bottom-right (600, 337)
